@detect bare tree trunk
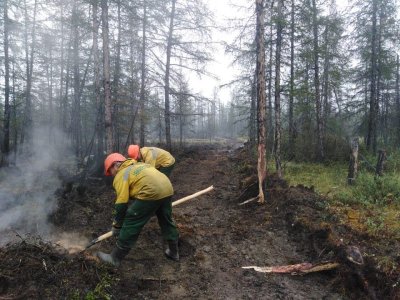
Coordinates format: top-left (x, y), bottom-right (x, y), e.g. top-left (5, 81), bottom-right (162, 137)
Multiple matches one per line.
top-left (21, 0), bottom-right (37, 147)
top-left (92, 0), bottom-right (104, 159)
top-left (59, 2), bottom-right (65, 129)
top-left (375, 149), bottom-right (386, 176)
top-left (256, 0), bottom-right (267, 203)
top-left (288, 0), bottom-right (295, 158)
top-left (12, 62), bottom-right (18, 162)
top-left (322, 25), bottom-right (330, 141)
top-left (164, 0), bottom-right (177, 151)
top-left (312, 0), bottom-right (324, 161)
top-left (140, 2), bottom-right (147, 146)
top-left (249, 75), bottom-right (257, 146)
top-left (72, 1), bottom-right (82, 157)
top-left (375, 8), bottom-right (383, 149)
top-left (274, 0), bottom-right (283, 178)
top-left (102, 0), bottom-right (113, 154)
top-left (46, 44), bottom-right (54, 142)
top-left (113, 0), bottom-right (122, 151)
top-left (396, 55), bottom-right (400, 147)
top-left (347, 138), bottom-right (358, 185)
top-left (267, 4), bottom-right (274, 152)
top-left (3, 0), bottom-right (11, 164)
top-left (367, 0), bottom-right (378, 153)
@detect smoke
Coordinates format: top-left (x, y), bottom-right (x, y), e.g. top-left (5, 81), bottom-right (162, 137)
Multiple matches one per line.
top-left (0, 126), bottom-right (77, 246)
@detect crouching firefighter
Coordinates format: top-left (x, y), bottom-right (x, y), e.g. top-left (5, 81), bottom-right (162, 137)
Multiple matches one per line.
top-left (97, 153), bottom-right (180, 267)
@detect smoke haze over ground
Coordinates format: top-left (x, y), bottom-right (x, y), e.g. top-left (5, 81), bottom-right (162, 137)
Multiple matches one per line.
top-left (0, 127), bottom-right (75, 245)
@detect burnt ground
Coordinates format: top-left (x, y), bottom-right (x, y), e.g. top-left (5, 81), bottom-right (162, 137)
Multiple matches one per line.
top-left (0, 142), bottom-right (399, 299)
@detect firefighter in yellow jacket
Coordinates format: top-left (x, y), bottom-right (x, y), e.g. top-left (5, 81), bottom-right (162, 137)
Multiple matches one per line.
top-left (128, 145), bottom-right (175, 178)
top-left (97, 153), bottom-right (180, 267)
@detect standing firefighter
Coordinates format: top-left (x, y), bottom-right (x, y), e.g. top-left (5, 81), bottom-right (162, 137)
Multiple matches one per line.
top-left (97, 153), bottom-right (180, 267)
top-left (128, 145), bottom-right (175, 178)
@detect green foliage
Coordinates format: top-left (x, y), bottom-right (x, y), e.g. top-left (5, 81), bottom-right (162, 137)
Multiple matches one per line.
top-left (84, 272), bottom-right (114, 300)
top-left (284, 159), bottom-right (400, 206)
top-left (67, 272), bottom-right (116, 300)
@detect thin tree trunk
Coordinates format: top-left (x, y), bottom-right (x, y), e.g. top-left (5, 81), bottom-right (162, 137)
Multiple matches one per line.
top-left (249, 74), bottom-right (257, 146)
top-left (164, 0), bottom-right (177, 151)
top-left (267, 4), bottom-right (274, 152)
top-left (21, 0), bottom-right (37, 147)
top-left (375, 149), bottom-right (386, 176)
top-left (288, 0), bottom-right (295, 158)
top-left (72, 0), bottom-right (82, 157)
top-left (59, 2), bottom-right (65, 129)
top-left (140, 2), bottom-right (147, 146)
top-left (274, 0), bottom-right (283, 178)
top-left (12, 62), bottom-right (17, 162)
top-left (47, 45), bottom-right (54, 141)
top-left (396, 55), bottom-right (400, 146)
top-left (102, 0), bottom-right (113, 154)
top-left (347, 138), bottom-right (358, 185)
top-left (312, 0), bottom-right (324, 161)
top-left (375, 8), bottom-right (383, 149)
top-left (113, 0), bottom-right (122, 151)
top-left (92, 0), bottom-right (103, 159)
top-left (3, 0), bottom-right (11, 163)
top-left (367, 0), bottom-right (378, 153)
top-left (322, 25), bottom-right (330, 141)
top-left (255, 0), bottom-right (267, 203)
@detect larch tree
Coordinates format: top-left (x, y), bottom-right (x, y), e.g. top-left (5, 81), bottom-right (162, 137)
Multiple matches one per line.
top-left (3, 0), bottom-right (11, 164)
top-left (255, 0), bottom-right (267, 203)
top-left (274, 0), bottom-right (284, 178)
top-left (101, 0), bottom-right (113, 154)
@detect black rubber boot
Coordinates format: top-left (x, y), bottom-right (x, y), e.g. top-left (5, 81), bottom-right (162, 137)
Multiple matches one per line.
top-left (97, 246), bottom-right (129, 267)
top-left (164, 239), bottom-right (179, 261)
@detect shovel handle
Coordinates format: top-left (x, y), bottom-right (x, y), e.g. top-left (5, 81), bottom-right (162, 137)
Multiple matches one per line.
top-left (85, 231), bottom-right (113, 249)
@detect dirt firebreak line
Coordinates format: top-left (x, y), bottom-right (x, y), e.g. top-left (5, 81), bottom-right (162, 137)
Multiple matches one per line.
top-left (85, 185), bottom-right (214, 249)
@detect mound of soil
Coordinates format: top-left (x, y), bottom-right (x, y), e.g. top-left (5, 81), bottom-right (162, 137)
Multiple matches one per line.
top-left (1, 142), bottom-right (398, 299)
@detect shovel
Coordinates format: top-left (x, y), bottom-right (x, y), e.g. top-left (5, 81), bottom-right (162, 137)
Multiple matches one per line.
top-left (84, 185), bottom-right (214, 250)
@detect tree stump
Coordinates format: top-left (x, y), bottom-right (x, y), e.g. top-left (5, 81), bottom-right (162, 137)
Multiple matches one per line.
top-left (347, 138), bottom-right (359, 185)
top-left (375, 149), bottom-right (386, 177)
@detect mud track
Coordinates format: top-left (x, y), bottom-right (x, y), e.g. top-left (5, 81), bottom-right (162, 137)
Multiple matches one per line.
top-left (1, 143), bottom-right (389, 299)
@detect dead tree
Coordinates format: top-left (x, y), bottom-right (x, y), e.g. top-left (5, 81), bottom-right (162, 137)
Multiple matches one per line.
top-left (347, 138), bottom-right (359, 185)
top-left (255, 0), bottom-right (267, 203)
top-left (375, 149), bottom-right (386, 176)
top-left (101, 0), bottom-right (113, 153)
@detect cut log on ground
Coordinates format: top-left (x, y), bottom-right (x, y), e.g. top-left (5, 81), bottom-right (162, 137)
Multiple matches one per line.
top-left (243, 261), bottom-right (340, 274)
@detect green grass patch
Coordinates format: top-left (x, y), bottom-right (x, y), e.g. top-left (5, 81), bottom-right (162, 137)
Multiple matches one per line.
top-left (281, 159), bottom-right (400, 238)
top-left (282, 161), bottom-right (400, 207)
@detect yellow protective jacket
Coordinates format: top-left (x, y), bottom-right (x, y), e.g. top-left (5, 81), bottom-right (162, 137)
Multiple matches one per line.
top-left (112, 159), bottom-right (174, 226)
top-left (140, 147), bottom-right (175, 169)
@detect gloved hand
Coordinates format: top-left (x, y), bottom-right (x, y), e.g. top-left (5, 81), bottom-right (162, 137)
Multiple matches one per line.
top-left (111, 224), bottom-right (122, 237)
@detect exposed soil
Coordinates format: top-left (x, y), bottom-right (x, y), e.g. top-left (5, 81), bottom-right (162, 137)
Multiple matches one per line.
top-left (0, 142), bottom-right (398, 299)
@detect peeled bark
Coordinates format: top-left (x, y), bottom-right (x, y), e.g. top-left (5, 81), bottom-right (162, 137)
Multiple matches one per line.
top-left (255, 0), bottom-right (267, 203)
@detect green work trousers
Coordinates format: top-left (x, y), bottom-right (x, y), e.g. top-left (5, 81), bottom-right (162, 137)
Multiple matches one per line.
top-left (117, 196), bottom-right (179, 250)
top-left (158, 164), bottom-right (175, 178)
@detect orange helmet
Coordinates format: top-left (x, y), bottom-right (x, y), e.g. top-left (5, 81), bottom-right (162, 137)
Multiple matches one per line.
top-left (128, 144), bottom-right (140, 160)
top-left (104, 153), bottom-right (126, 176)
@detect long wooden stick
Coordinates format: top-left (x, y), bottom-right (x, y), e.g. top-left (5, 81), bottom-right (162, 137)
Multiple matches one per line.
top-left (85, 185), bottom-right (214, 249)
top-left (242, 261), bottom-right (340, 274)
top-left (172, 185), bottom-right (214, 206)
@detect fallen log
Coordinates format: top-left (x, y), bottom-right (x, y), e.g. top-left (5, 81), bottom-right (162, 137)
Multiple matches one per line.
top-left (242, 261), bottom-right (340, 274)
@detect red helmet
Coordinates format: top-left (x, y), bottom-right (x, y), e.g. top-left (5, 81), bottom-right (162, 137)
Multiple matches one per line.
top-left (104, 153), bottom-right (126, 176)
top-left (128, 144), bottom-right (140, 160)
